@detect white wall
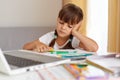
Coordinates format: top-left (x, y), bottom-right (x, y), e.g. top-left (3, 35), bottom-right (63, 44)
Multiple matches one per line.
top-left (0, 0), bottom-right (62, 27)
top-left (87, 0), bottom-right (108, 55)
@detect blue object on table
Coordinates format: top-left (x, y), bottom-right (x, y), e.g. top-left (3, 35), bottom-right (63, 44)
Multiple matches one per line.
top-left (61, 53), bottom-right (93, 59)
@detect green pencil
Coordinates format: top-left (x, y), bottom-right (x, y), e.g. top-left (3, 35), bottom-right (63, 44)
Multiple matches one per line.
top-left (50, 50), bottom-right (77, 55)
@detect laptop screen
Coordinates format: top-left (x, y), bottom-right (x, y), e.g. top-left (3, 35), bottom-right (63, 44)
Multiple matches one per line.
top-left (4, 54), bottom-right (44, 68)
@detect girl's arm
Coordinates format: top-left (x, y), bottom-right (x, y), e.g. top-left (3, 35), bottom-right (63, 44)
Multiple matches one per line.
top-left (23, 39), bottom-right (52, 52)
top-left (72, 22), bottom-right (98, 52)
top-left (23, 39), bottom-right (40, 50)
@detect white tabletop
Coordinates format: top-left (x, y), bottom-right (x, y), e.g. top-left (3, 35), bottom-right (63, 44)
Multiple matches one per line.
top-left (0, 65), bottom-right (75, 80)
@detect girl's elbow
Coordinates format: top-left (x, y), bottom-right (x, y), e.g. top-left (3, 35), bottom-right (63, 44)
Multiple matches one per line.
top-left (23, 45), bottom-right (28, 50)
top-left (23, 44), bottom-right (32, 50)
top-left (87, 45), bottom-right (99, 52)
top-left (92, 45), bottom-right (99, 52)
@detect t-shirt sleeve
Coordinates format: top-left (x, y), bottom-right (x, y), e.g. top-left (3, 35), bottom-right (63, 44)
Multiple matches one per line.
top-left (72, 37), bottom-right (80, 48)
top-left (39, 31), bottom-right (54, 46)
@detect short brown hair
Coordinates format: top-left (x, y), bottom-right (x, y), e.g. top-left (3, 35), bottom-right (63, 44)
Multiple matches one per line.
top-left (58, 3), bottom-right (83, 25)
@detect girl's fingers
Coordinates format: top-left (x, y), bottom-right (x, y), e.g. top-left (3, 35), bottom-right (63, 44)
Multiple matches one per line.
top-left (49, 47), bottom-right (54, 51)
top-left (39, 46), bottom-right (49, 52)
top-left (34, 45), bottom-right (53, 53)
top-left (33, 48), bottom-right (40, 52)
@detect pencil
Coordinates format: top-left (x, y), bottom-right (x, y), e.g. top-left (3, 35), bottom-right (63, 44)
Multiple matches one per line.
top-left (70, 64), bottom-right (82, 72)
top-left (50, 50), bottom-right (77, 55)
top-left (64, 64), bottom-right (80, 79)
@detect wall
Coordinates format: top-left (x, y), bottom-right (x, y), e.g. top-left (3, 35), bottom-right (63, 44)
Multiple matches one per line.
top-left (0, 27), bottom-right (55, 51)
top-left (0, 0), bottom-right (62, 50)
top-left (0, 0), bottom-right (62, 27)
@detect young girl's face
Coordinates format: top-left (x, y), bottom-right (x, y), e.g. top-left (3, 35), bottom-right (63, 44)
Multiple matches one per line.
top-left (56, 18), bottom-right (78, 38)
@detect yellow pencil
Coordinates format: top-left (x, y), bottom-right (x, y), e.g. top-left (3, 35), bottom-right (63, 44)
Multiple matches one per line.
top-left (64, 64), bottom-right (80, 79)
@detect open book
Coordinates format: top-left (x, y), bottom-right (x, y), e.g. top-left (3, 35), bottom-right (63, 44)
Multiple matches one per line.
top-left (86, 54), bottom-right (120, 75)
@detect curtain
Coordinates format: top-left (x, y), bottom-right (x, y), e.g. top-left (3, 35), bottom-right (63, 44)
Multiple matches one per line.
top-left (116, 0), bottom-right (120, 52)
top-left (62, 0), bottom-right (87, 35)
top-left (108, 0), bottom-right (120, 53)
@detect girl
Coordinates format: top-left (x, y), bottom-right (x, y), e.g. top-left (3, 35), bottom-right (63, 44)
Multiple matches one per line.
top-left (23, 3), bottom-right (98, 52)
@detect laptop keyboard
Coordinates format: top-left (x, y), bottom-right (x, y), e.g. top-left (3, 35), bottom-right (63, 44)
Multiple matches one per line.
top-left (4, 54), bottom-right (43, 67)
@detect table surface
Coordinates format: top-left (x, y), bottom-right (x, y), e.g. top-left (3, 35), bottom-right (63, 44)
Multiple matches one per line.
top-left (0, 50), bottom-right (120, 80)
top-left (0, 65), bottom-right (120, 80)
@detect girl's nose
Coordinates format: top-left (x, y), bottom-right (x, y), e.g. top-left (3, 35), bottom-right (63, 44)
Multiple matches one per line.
top-left (61, 23), bottom-right (67, 29)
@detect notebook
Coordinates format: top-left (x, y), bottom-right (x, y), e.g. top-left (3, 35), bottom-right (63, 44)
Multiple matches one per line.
top-left (86, 54), bottom-right (120, 75)
top-left (0, 49), bottom-right (70, 75)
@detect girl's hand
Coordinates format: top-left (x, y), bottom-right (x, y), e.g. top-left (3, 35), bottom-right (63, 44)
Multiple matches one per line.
top-left (33, 42), bottom-right (53, 53)
top-left (71, 21), bottom-right (82, 36)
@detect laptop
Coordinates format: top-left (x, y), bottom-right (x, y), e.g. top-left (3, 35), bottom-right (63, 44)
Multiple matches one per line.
top-left (0, 49), bottom-right (70, 75)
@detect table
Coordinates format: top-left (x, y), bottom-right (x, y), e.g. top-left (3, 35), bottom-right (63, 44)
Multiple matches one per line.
top-left (0, 64), bottom-right (119, 80)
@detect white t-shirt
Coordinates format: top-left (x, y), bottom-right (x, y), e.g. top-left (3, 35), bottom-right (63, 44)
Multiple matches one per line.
top-left (39, 31), bottom-right (80, 49)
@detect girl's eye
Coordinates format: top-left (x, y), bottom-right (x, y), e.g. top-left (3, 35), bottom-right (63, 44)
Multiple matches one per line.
top-left (68, 25), bottom-right (73, 28)
top-left (59, 21), bottom-right (64, 24)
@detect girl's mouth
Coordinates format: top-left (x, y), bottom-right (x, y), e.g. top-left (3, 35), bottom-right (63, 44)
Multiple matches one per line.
top-left (59, 30), bottom-right (65, 34)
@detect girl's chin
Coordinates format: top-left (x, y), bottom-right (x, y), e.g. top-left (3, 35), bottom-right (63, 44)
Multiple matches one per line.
top-left (57, 32), bottom-right (70, 37)
top-left (58, 35), bottom-right (68, 38)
